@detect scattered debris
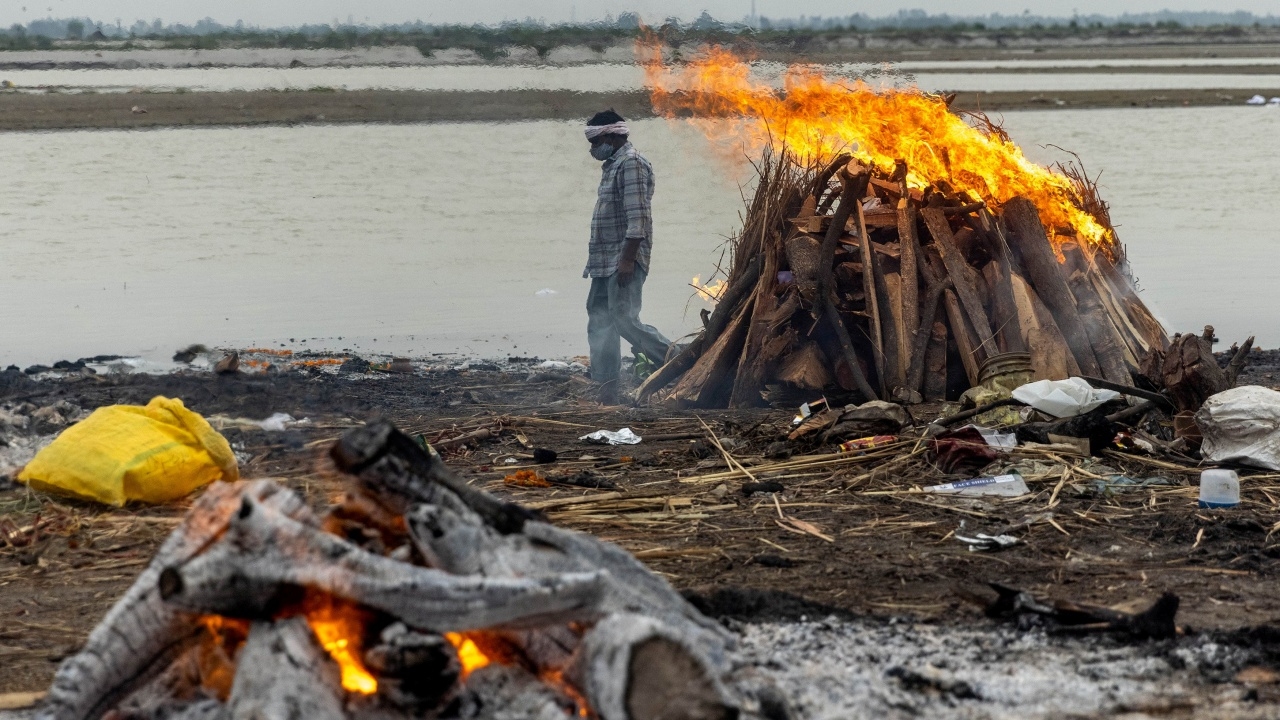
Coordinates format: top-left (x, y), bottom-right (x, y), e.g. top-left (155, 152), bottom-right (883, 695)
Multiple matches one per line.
top-left (925, 474), bottom-right (1030, 497)
top-left (955, 532), bottom-right (1021, 552)
top-left (1196, 385), bottom-right (1280, 470)
top-left (17, 396), bottom-right (238, 506)
top-left (1012, 377), bottom-right (1121, 418)
top-left (983, 583), bottom-right (1180, 640)
top-left (213, 351), bottom-right (240, 375)
top-left (1198, 468), bottom-right (1240, 508)
top-left (503, 469), bottom-right (550, 488)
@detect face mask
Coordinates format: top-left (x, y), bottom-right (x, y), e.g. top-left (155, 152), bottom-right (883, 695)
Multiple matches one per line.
top-left (590, 143), bottom-right (616, 161)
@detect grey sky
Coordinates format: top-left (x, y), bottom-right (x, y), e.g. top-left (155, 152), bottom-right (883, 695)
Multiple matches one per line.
top-left (3, 1), bottom-right (1274, 29)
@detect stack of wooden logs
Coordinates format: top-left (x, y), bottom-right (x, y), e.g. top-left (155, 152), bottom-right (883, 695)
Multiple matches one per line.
top-left (639, 153), bottom-right (1169, 408)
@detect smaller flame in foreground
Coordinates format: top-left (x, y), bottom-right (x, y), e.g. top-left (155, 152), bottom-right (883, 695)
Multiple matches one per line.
top-left (691, 274), bottom-right (727, 303)
top-left (307, 605), bottom-right (378, 695)
top-left (445, 632), bottom-right (493, 676)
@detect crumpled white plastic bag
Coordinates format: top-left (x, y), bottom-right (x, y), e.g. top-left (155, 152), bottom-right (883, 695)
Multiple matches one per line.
top-left (579, 428), bottom-right (642, 445)
top-left (1011, 377), bottom-right (1120, 418)
top-left (1196, 385), bottom-right (1280, 470)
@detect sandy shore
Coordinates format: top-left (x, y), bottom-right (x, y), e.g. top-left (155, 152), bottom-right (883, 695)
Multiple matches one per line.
top-left (0, 86), bottom-right (1272, 132)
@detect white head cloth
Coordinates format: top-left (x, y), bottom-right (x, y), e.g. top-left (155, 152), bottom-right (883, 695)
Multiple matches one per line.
top-left (584, 121), bottom-right (629, 140)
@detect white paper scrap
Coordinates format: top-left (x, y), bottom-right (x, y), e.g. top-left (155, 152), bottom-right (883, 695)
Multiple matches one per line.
top-left (925, 474), bottom-right (1029, 497)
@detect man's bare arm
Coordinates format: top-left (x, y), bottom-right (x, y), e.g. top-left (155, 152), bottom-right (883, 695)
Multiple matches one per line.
top-left (617, 237), bottom-right (642, 287)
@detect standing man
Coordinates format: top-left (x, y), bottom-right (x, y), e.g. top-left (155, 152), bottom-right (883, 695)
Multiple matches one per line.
top-left (583, 110), bottom-right (672, 405)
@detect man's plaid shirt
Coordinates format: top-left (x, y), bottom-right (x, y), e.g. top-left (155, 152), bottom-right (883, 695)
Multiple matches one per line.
top-left (583, 142), bottom-right (654, 279)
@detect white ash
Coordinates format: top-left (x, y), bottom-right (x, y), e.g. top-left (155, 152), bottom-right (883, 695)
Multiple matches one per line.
top-left (731, 617), bottom-right (1268, 719)
top-left (0, 433), bottom-right (56, 480)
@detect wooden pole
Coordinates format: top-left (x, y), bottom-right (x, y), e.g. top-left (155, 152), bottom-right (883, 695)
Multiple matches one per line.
top-left (904, 275), bottom-right (952, 398)
top-left (924, 321), bottom-right (949, 401)
top-left (856, 192), bottom-right (886, 395)
top-left (943, 288), bottom-right (982, 387)
top-left (822, 305), bottom-right (878, 403)
top-left (729, 242), bottom-right (781, 407)
top-left (897, 197), bottom-right (921, 366)
top-left (1091, 251), bottom-right (1170, 354)
top-left (814, 168), bottom-right (864, 316)
top-left (1002, 196), bottom-right (1103, 377)
top-left (1011, 272), bottom-right (1080, 380)
top-left (981, 257), bottom-right (1027, 354)
top-left (921, 207), bottom-right (998, 358)
top-left (876, 268), bottom-right (905, 394)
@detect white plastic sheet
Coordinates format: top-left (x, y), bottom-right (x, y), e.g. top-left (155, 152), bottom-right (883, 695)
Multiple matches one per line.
top-left (579, 428), bottom-right (642, 445)
top-left (1196, 386), bottom-right (1280, 471)
top-left (1011, 377), bottom-right (1120, 418)
top-left (256, 413), bottom-right (308, 431)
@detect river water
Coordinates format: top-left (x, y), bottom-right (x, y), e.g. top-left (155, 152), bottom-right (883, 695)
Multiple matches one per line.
top-left (3, 63), bottom-right (1280, 94)
top-left (1, 93), bottom-right (1277, 367)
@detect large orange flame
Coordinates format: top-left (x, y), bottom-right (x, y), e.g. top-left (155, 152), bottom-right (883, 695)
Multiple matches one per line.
top-left (642, 45), bottom-right (1111, 249)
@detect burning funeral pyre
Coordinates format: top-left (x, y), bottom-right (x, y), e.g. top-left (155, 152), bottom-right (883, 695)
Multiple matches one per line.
top-left (36, 421), bottom-right (781, 720)
top-left (636, 49), bottom-right (1170, 408)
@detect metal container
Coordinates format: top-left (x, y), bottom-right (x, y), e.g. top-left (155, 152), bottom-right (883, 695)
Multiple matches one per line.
top-left (977, 352), bottom-right (1033, 394)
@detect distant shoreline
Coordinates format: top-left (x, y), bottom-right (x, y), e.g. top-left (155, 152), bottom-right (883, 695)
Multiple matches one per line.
top-left (1, 40), bottom-right (1280, 71)
top-left (0, 87), bottom-right (1273, 132)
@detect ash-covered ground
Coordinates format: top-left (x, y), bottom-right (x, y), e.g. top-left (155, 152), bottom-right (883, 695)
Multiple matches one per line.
top-left (732, 616), bottom-right (1278, 719)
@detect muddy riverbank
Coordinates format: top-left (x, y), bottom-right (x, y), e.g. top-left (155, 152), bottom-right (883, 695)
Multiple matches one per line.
top-left (2, 353), bottom-right (1279, 707)
top-left (0, 85), bottom-right (1274, 131)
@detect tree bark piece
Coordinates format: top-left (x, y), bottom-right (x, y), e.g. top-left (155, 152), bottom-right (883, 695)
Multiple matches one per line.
top-left (921, 207), bottom-right (998, 358)
top-left (1161, 333), bottom-right (1230, 413)
top-left (37, 480), bottom-right (312, 720)
top-left (453, 665), bottom-right (576, 720)
top-left (1027, 328), bottom-right (1074, 382)
top-left (814, 168), bottom-right (865, 317)
top-left (1081, 264), bottom-right (1145, 365)
top-left (404, 480), bottom-right (738, 719)
top-left (404, 507), bottom-right (733, 660)
top-left (1226, 336), bottom-right (1256, 387)
top-left (822, 304), bottom-right (878, 403)
top-left (226, 617), bottom-right (345, 720)
top-left (904, 276), bottom-right (952, 398)
top-left (159, 487), bottom-right (605, 633)
top-left (1002, 196), bottom-right (1103, 377)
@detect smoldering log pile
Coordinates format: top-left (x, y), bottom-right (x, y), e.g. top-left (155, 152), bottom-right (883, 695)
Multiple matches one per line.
top-left (36, 420), bottom-right (783, 720)
top-left (640, 153), bottom-right (1169, 409)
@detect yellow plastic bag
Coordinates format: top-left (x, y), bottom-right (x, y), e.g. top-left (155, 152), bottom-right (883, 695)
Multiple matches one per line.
top-left (18, 396), bottom-right (239, 506)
